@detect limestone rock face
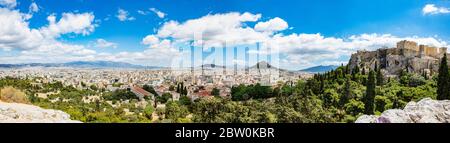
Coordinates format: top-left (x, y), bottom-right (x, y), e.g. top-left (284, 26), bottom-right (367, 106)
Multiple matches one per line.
top-left (0, 102), bottom-right (81, 123)
top-left (355, 98), bottom-right (450, 123)
top-left (348, 41), bottom-right (447, 76)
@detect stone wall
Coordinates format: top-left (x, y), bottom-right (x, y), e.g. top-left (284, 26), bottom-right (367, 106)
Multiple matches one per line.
top-left (397, 40), bottom-right (419, 52)
top-left (397, 40), bottom-right (445, 59)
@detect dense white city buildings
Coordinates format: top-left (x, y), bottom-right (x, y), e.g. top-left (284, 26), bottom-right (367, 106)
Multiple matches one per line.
top-left (0, 66), bottom-right (313, 99)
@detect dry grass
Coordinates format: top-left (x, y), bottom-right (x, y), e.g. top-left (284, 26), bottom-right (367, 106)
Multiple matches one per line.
top-left (0, 86), bottom-right (29, 104)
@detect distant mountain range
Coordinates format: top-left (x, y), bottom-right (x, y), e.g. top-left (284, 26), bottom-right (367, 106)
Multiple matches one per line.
top-left (0, 61), bottom-right (338, 72)
top-left (200, 64), bottom-right (226, 69)
top-left (0, 61), bottom-right (162, 69)
top-left (198, 61), bottom-right (283, 70)
top-left (299, 65), bottom-right (339, 73)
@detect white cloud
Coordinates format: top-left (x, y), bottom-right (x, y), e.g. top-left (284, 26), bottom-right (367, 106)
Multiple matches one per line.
top-left (116, 8), bottom-right (135, 21)
top-left (149, 8), bottom-right (166, 18)
top-left (1, 10), bottom-right (449, 69)
top-left (142, 35), bottom-right (160, 45)
top-left (0, 7), bottom-right (99, 63)
top-left (0, 0), bottom-right (16, 9)
top-left (94, 39), bottom-right (117, 48)
top-left (137, 10), bottom-right (149, 15)
top-left (272, 33), bottom-right (449, 69)
top-left (0, 8), bottom-right (43, 50)
top-left (140, 12), bottom-right (449, 69)
top-left (423, 4), bottom-right (450, 15)
top-left (29, 2), bottom-right (39, 13)
top-left (255, 17), bottom-right (288, 33)
top-left (40, 12), bottom-right (96, 38)
top-left (155, 12), bottom-right (265, 48)
top-left (0, 7), bottom-right (179, 66)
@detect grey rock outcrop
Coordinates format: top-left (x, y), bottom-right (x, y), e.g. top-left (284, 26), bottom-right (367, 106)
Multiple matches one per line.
top-left (0, 102), bottom-right (81, 123)
top-left (356, 98), bottom-right (450, 123)
top-left (348, 40), bottom-right (447, 77)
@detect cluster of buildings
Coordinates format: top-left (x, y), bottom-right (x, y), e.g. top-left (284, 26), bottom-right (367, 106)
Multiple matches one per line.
top-left (0, 65), bottom-right (311, 102)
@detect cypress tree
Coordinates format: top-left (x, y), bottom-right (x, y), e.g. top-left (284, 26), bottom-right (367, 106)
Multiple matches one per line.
top-left (364, 70), bottom-right (376, 115)
top-left (340, 76), bottom-right (351, 107)
top-left (183, 86), bottom-right (188, 95)
top-left (374, 62), bottom-right (378, 72)
top-left (355, 65), bottom-right (360, 74)
top-left (345, 64), bottom-right (350, 74)
top-left (353, 65), bottom-right (360, 75)
top-left (376, 68), bottom-right (384, 86)
top-left (437, 53), bottom-right (450, 100)
top-left (393, 91), bottom-right (402, 109)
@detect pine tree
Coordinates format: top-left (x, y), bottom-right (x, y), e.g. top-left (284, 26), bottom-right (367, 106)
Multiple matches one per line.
top-left (364, 70), bottom-right (376, 114)
top-left (437, 53), bottom-right (450, 100)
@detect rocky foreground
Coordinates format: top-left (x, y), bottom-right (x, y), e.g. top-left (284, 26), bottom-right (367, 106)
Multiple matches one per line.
top-left (356, 98), bottom-right (450, 123)
top-left (0, 102), bottom-right (81, 123)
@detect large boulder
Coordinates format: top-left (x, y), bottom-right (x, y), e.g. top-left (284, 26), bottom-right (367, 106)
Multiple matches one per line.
top-left (356, 98), bottom-right (450, 123)
top-left (0, 102), bottom-right (81, 123)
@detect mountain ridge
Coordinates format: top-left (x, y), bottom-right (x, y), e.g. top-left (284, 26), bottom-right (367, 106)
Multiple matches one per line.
top-left (0, 61), bottom-right (162, 69)
top-left (299, 65), bottom-right (339, 73)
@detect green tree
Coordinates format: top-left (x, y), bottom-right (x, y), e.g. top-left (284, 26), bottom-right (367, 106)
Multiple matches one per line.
top-left (143, 85), bottom-right (158, 96)
top-left (376, 64), bottom-right (384, 86)
top-left (364, 70), bottom-right (375, 114)
top-left (178, 95), bottom-right (192, 106)
top-left (176, 83), bottom-right (181, 93)
top-left (90, 85), bottom-right (98, 91)
top-left (165, 101), bottom-right (189, 121)
top-left (169, 85), bottom-right (175, 91)
top-left (340, 76), bottom-right (351, 107)
top-left (143, 104), bottom-right (154, 119)
top-left (437, 53), bottom-right (450, 100)
top-left (157, 92), bottom-right (172, 104)
top-left (281, 84), bottom-right (293, 96)
top-left (211, 88), bottom-right (220, 96)
top-left (183, 86), bottom-right (188, 95)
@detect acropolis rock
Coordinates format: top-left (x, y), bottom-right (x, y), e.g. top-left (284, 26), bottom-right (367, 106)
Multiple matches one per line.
top-left (348, 40), bottom-right (448, 76)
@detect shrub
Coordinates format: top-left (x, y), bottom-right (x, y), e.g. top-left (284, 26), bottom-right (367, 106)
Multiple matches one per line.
top-left (0, 86), bottom-right (29, 104)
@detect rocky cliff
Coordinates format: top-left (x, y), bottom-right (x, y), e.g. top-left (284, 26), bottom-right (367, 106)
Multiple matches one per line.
top-left (348, 40), bottom-right (448, 76)
top-left (356, 98), bottom-right (450, 123)
top-left (0, 102), bottom-right (81, 123)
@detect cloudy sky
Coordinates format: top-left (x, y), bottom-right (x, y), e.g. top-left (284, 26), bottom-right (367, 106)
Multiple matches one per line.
top-left (0, 0), bottom-right (449, 70)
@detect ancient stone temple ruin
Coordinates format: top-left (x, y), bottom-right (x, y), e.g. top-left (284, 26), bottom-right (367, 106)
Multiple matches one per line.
top-left (396, 40), bottom-right (447, 59)
top-left (348, 40), bottom-right (448, 77)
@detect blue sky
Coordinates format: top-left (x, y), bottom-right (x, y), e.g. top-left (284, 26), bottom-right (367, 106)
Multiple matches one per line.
top-left (1, 0), bottom-right (450, 70)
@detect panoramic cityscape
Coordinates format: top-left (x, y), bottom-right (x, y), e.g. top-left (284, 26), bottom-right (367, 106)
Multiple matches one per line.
top-left (1, 0), bottom-right (450, 124)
